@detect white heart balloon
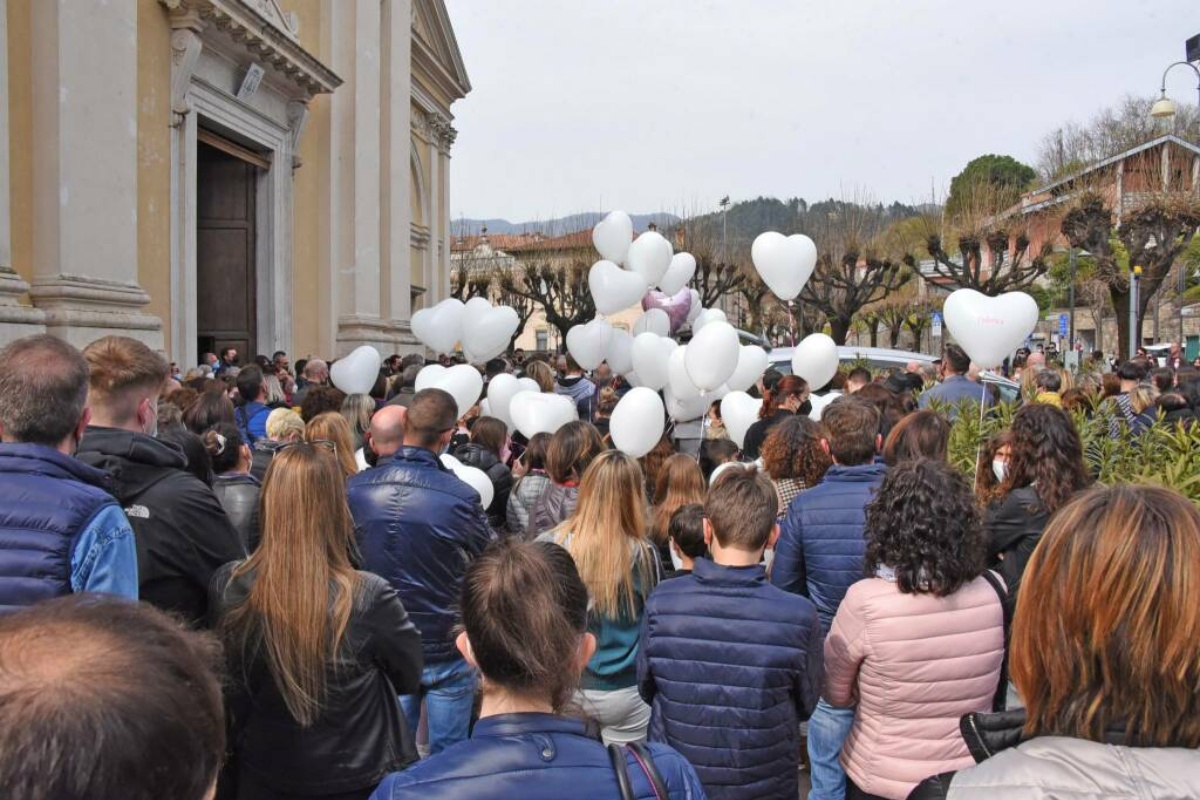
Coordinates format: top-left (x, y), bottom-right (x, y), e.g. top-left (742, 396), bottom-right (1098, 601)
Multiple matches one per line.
top-left (439, 454), bottom-right (494, 509)
top-left (464, 296), bottom-right (493, 318)
top-left (517, 377), bottom-right (541, 393)
top-left (692, 308), bottom-right (727, 332)
top-left (632, 309), bottom-right (670, 338)
top-left (605, 329), bottom-right (634, 376)
top-left (791, 333), bottom-right (839, 390)
top-left (720, 391), bottom-right (762, 449)
top-left (685, 321), bottom-right (740, 391)
top-left (566, 318), bottom-right (612, 371)
top-left (416, 363), bottom-right (482, 418)
top-left (330, 345), bottom-right (382, 395)
top-left (664, 383), bottom-right (712, 422)
top-left (589, 260), bottom-right (649, 316)
top-left (630, 333), bottom-right (677, 391)
top-left (658, 252), bottom-right (696, 295)
top-left (592, 210), bottom-right (633, 265)
top-left (415, 298), bottom-right (465, 354)
top-left (943, 289), bottom-right (1039, 368)
top-left (625, 230), bottom-right (674, 288)
top-left (463, 305), bottom-right (519, 363)
top-left (751, 231), bottom-right (817, 301)
top-left (686, 289), bottom-right (703, 324)
top-left (610, 387), bottom-right (666, 458)
top-left (410, 308), bottom-right (435, 351)
top-left (724, 345), bottom-right (769, 393)
top-left (510, 392), bottom-right (578, 438)
top-left (668, 344), bottom-right (701, 399)
top-left (414, 364), bottom-right (447, 392)
top-left (485, 373), bottom-right (534, 430)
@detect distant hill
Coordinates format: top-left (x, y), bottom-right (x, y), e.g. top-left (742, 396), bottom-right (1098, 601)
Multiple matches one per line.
top-left (452, 212), bottom-right (681, 238)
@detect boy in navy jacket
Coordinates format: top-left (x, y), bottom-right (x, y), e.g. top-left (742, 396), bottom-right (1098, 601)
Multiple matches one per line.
top-left (637, 467), bottom-right (823, 800)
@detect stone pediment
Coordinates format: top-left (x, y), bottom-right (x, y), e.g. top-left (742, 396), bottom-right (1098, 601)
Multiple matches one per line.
top-left (413, 0), bottom-right (471, 100)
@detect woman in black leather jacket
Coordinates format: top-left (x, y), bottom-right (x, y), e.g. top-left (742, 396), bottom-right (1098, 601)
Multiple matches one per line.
top-left (209, 443), bottom-right (423, 800)
top-left (203, 423), bottom-right (262, 552)
top-left (452, 416), bottom-right (513, 531)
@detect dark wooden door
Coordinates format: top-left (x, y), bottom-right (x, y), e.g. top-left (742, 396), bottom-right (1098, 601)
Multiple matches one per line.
top-left (197, 140), bottom-right (258, 361)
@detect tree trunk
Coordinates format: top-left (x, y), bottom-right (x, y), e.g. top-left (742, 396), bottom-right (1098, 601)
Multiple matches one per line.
top-left (829, 317), bottom-right (851, 346)
top-left (868, 326), bottom-right (879, 348)
top-left (888, 325), bottom-right (902, 348)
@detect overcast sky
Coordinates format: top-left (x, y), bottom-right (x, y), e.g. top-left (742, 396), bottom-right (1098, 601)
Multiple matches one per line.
top-left (444, 1), bottom-right (1197, 223)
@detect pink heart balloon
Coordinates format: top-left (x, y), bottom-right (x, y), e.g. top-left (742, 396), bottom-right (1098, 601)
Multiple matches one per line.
top-left (640, 289), bottom-right (692, 335)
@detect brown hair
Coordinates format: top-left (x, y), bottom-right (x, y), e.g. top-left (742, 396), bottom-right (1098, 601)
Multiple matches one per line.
top-left (638, 436), bottom-right (675, 499)
top-left (546, 421), bottom-right (604, 485)
top-left (0, 334), bottom-right (90, 446)
top-left (1012, 485), bottom-right (1200, 747)
top-left (882, 410), bottom-right (950, 466)
top-left (761, 415), bottom-right (831, 484)
top-left (649, 454), bottom-right (706, 546)
top-left (1001, 404), bottom-right (1089, 515)
top-left (299, 385), bottom-right (347, 423)
top-left (460, 539), bottom-right (589, 712)
top-left (759, 375), bottom-right (808, 419)
top-left (183, 391), bottom-right (235, 435)
top-left (1100, 372), bottom-right (1121, 398)
top-left (520, 432), bottom-right (551, 472)
top-left (523, 360), bottom-right (555, 393)
top-left (470, 416), bottom-right (508, 458)
top-left (305, 412), bottom-right (359, 479)
top-left (706, 465), bottom-right (778, 550)
top-left (0, 596), bottom-right (225, 800)
top-left (82, 335), bottom-right (170, 424)
top-left (820, 396), bottom-right (880, 466)
top-left (405, 388), bottom-right (458, 449)
top-left (974, 431), bottom-right (1012, 505)
top-left (554, 450), bottom-right (651, 620)
top-left (221, 445), bottom-right (360, 727)
top-left (596, 386), bottom-right (619, 417)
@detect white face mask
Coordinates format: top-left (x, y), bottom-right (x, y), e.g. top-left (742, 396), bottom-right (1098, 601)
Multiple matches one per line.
top-left (992, 459), bottom-right (1007, 483)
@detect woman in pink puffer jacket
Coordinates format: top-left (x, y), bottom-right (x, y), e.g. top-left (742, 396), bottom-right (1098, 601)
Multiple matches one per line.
top-left (824, 458), bottom-right (1005, 800)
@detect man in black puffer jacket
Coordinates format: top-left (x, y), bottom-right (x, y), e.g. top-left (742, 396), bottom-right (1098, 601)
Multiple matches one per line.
top-left (76, 337), bottom-right (246, 627)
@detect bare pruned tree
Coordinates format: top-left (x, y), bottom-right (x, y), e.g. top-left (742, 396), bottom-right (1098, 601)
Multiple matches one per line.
top-left (497, 260), bottom-right (596, 346)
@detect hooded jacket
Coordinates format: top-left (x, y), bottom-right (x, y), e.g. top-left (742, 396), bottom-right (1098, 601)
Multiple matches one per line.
top-left (452, 443), bottom-right (513, 530)
top-left (555, 375), bottom-right (597, 419)
top-left (908, 710), bottom-right (1200, 799)
top-left (76, 427), bottom-right (247, 626)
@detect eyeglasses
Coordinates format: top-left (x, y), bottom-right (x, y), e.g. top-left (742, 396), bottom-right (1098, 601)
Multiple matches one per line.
top-left (278, 439), bottom-right (338, 454)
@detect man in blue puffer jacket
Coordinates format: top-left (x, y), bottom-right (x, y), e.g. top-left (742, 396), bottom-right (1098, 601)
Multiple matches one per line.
top-left (771, 396), bottom-right (885, 800)
top-left (639, 467), bottom-right (823, 800)
top-left (0, 335), bottom-right (138, 611)
top-left (348, 388), bottom-right (494, 755)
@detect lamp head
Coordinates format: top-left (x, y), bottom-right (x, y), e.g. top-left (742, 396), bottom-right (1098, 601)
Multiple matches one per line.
top-left (1150, 94), bottom-right (1178, 119)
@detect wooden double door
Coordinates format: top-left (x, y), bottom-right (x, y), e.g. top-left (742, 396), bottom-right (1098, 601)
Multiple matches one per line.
top-left (196, 139), bottom-right (259, 361)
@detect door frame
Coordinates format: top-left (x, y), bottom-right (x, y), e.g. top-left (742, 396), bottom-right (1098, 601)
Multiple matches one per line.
top-left (171, 77), bottom-right (294, 369)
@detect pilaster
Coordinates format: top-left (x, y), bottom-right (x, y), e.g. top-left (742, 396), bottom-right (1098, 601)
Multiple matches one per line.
top-left (28, 0), bottom-right (162, 348)
top-left (384, 0), bottom-right (417, 349)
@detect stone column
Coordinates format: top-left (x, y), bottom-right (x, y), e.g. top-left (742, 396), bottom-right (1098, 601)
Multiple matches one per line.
top-left (426, 116), bottom-right (442, 303)
top-left (384, 0), bottom-right (415, 346)
top-left (0, 0), bottom-right (46, 340)
top-left (332, 0), bottom-right (386, 355)
top-left (437, 120), bottom-right (457, 302)
top-left (28, 0), bottom-right (161, 348)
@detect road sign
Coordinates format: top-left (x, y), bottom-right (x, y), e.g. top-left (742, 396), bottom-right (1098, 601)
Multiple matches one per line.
top-left (931, 311), bottom-right (943, 338)
top-left (1058, 313), bottom-right (1068, 337)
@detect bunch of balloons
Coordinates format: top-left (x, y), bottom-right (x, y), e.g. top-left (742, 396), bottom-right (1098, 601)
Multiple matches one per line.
top-left (410, 297), bottom-right (520, 363)
top-left (589, 210), bottom-right (698, 316)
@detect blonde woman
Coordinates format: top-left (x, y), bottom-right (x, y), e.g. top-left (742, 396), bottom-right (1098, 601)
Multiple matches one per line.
top-left (648, 454), bottom-right (706, 569)
top-left (210, 443), bottom-right (423, 800)
top-left (341, 393), bottom-right (376, 451)
top-left (252, 407), bottom-right (305, 481)
top-left (523, 359), bottom-right (556, 393)
top-left (306, 411), bottom-right (360, 479)
top-left (540, 450), bottom-right (660, 744)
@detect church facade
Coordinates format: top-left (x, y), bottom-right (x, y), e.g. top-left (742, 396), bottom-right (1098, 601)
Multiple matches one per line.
top-left (0, 0), bottom-right (469, 365)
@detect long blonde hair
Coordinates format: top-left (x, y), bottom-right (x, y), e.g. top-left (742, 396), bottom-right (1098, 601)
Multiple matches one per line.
top-left (524, 360), bottom-right (555, 393)
top-left (555, 450), bottom-right (652, 620)
top-left (305, 411), bottom-right (359, 478)
top-left (649, 454), bottom-right (705, 546)
top-left (221, 445), bottom-right (360, 726)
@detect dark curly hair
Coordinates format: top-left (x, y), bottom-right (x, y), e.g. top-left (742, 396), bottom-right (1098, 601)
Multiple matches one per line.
top-left (1002, 404), bottom-right (1090, 515)
top-left (761, 416), bottom-right (831, 485)
top-left (864, 459), bottom-right (986, 597)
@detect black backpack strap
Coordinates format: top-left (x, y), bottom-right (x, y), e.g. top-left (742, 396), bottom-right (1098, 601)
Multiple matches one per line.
top-left (980, 570), bottom-right (1011, 712)
top-left (627, 741), bottom-right (669, 800)
top-left (607, 743), bottom-right (636, 800)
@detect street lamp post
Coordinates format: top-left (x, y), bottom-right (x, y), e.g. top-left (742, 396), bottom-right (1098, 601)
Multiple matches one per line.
top-left (1067, 247), bottom-right (1077, 352)
top-left (1149, 61), bottom-right (1200, 134)
top-left (1129, 265), bottom-right (1143, 361)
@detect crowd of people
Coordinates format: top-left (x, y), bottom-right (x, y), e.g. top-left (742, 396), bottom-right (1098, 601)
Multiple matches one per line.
top-left (0, 331), bottom-right (1198, 800)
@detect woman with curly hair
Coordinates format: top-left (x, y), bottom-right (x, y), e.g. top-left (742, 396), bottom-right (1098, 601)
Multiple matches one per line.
top-left (761, 415), bottom-right (831, 516)
top-left (742, 375), bottom-right (809, 461)
top-left (985, 404), bottom-right (1089, 608)
top-left (973, 432), bottom-right (1012, 506)
top-left (824, 459), bottom-right (1005, 800)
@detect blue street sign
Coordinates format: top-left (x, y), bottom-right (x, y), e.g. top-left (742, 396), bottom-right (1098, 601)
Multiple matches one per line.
top-left (931, 311), bottom-right (943, 337)
top-left (1058, 313), bottom-right (1068, 337)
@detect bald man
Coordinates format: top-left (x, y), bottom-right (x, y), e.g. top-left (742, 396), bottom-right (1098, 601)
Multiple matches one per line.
top-left (366, 404), bottom-right (407, 463)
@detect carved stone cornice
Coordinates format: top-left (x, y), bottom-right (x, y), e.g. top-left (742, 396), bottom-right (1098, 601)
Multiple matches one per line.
top-left (160, 0), bottom-right (341, 100)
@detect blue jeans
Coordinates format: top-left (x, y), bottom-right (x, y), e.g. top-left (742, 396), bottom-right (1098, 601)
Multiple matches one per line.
top-left (807, 698), bottom-right (855, 800)
top-left (400, 658), bottom-right (477, 756)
